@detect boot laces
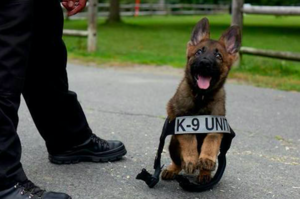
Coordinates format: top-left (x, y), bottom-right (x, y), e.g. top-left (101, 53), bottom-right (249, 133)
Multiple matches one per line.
top-left (16, 180), bottom-right (45, 198)
top-left (91, 134), bottom-right (109, 149)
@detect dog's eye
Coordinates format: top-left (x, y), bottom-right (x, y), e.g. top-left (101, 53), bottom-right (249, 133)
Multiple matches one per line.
top-left (216, 53), bottom-right (222, 60)
top-left (196, 48), bottom-right (203, 56)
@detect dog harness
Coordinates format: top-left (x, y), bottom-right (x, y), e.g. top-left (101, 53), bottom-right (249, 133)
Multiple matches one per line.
top-left (136, 115), bottom-right (235, 192)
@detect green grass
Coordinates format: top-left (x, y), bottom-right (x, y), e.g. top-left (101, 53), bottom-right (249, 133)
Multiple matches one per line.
top-left (63, 15), bottom-right (300, 91)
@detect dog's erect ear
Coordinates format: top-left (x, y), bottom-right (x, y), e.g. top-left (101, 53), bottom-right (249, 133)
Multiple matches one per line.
top-left (219, 26), bottom-right (241, 55)
top-left (189, 17), bottom-right (210, 46)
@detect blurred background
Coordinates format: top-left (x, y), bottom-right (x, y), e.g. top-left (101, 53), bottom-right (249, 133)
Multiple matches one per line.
top-left (62, 0), bottom-right (300, 91)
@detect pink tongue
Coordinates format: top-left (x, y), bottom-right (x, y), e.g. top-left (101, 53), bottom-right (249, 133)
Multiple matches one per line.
top-left (197, 76), bottom-right (211, 89)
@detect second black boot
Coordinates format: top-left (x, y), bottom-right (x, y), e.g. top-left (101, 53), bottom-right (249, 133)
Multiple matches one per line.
top-left (0, 180), bottom-right (71, 199)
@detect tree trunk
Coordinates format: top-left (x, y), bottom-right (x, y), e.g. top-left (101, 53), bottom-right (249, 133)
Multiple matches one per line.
top-left (107, 0), bottom-right (121, 23)
top-left (158, 0), bottom-right (165, 10)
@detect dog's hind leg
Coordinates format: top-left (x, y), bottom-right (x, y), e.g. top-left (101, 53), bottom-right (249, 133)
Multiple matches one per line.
top-left (197, 133), bottom-right (223, 183)
top-left (162, 136), bottom-right (182, 180)
top-left (161, 162), bottom-right (182, 180)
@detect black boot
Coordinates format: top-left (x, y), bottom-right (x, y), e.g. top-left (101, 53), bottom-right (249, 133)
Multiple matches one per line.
top-left (0, 180), bottom-right (71, 199)
top-left (49, 134), bottom-right (127, 164)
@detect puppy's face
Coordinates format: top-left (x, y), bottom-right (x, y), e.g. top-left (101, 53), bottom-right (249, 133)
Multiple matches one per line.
top-left (185, 18), bottom-right (241, 92)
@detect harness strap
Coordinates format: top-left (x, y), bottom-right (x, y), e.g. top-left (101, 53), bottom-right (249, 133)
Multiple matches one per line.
top-left (136, 117), bottom-right (235, 192)
top-left (136, 119), bottom-right (174, 188)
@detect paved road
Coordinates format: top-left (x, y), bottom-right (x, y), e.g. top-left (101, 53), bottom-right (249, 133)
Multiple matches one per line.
top-left (18, 64), bottom-right (300, 199)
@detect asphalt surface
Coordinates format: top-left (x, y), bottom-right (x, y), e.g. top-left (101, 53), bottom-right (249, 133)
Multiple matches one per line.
top-left (18, 64), bottom-right (300, 199)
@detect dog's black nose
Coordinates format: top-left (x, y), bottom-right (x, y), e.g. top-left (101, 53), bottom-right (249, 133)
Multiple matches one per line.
top-left (199, 59), bottom-right (212, 68)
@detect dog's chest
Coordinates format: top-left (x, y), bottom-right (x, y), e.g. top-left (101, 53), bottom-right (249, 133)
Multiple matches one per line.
top-left (188, 100), bottom-right (212, 115)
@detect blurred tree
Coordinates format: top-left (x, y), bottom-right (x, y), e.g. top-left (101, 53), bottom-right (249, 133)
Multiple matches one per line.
top-left (107, 0), bottom-right (121, 23)
top-left (158, 0), bottom-right (166, 10)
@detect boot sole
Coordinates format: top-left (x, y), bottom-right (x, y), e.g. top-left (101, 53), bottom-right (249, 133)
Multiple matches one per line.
top-left (48, 147), bottom-right (127, 165)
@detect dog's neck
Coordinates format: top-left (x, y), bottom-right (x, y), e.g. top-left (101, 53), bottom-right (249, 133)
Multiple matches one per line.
top-left (167, 77), bottom-right (226, 119)
top-left (185, 79), bottom-right (226, 115)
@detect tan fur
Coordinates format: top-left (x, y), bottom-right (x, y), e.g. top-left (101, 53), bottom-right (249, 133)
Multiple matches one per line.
top-left (161, 161), bottom-right (182, 180)
top-left (177, 134), bottom-right (198, 174)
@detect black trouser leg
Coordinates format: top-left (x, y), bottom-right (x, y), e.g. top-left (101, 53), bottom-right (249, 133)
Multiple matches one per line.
top-left (0, 0), bottom-right (33, 191)
top-left (0, 0), bottom-right (92, 190)
top-left (22, 0), bottom-right (92, 154)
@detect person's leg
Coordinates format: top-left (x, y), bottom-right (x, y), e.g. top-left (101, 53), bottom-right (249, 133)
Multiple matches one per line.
top-left (0, 1), bottom-right (71, 198)
top-left (0, 0), bottom-right (33, 190)
top-left (22, 0), bottom-right (92, 154)
top-left (23, 0), bottom-right (126, 163)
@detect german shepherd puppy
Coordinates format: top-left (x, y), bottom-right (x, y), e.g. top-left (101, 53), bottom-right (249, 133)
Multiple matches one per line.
top-left (161, 18), bottom-right (241, 184)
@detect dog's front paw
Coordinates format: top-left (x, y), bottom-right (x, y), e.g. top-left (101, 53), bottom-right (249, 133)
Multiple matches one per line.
top-left (197, 170), bottom-right (212, 184)
top-left (161, 169), bottom-right (176, 180)
top-left (198, 157), bottom-right (216, 171)
top-left (182, 161), bottom-right (197, 174)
